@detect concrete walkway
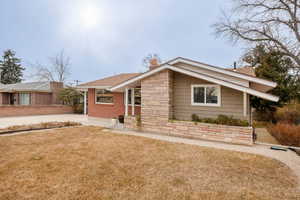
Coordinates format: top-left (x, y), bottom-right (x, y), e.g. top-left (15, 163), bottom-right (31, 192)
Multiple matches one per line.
top-left (0, 114), bottom-right (118, 129)
top-left (255, 127), bottom-right (279, 144)
top-left (106, 128), bottom-right (300, 189)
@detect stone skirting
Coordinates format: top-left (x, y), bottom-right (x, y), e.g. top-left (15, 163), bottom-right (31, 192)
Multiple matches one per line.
top-left (124, 116), bottom-right (253, 145)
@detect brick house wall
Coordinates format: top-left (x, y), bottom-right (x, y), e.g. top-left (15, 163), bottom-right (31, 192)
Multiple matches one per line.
top-left (87, 88), bottom-right (140, 118)
top-left (31, 92), bottom-right (52, 105)
top-left (50, 82), bottom-right (63, 104)
top-left (0, 105), bottom-right (73, 117)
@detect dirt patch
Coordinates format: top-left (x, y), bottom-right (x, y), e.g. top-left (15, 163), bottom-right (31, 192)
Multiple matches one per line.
top-left (0, 126), bottom-right (299, 200)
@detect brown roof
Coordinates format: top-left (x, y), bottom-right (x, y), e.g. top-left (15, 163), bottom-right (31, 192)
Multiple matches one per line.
top-left (78, 73), bottom-right (141, 88)
top-left (227, 66), bottom-right (256, 77)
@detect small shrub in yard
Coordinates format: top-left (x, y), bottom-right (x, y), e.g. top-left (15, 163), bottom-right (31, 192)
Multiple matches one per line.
top-left (274, 107), bottom-right (300, 125)
top-left (191, 114), bottom-right (249, 127)
top-left (268, 123), bottom-right (300, 147)
top-left (191, 114), bottom-right (200, 122)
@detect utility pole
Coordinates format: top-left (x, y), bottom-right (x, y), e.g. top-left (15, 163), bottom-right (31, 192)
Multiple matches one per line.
top-left (74, 80), bottom-right (81, 86)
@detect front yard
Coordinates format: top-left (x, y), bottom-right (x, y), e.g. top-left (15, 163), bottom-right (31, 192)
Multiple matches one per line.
top-left (0, 126), bottom-right (299, 200)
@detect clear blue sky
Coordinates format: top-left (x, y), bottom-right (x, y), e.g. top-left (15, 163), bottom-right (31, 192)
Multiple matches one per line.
top-left (0, 0), bottom-right (244, 84)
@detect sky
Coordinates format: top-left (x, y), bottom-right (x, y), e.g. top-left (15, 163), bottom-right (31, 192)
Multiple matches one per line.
top-left (0, 0), bottom-right (244, 85)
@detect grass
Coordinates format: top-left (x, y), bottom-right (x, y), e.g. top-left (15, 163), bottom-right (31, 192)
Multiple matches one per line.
top-left (0, 126), bottom-right (299, 200)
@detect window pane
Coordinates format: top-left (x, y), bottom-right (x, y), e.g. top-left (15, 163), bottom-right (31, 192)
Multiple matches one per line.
top-left (19, 93), bottom-right (30, 105)
top-left (127, 88), bottom-right (141, 105)
top-left (134, 88), bottom-right (141, 105)
top-left (96, 89), bottom-right (113, 103)
top-left (206, 87), bottom-right (218, 104)
top-left (127, 89), bottom-right (132, 104)
top-left (193, 87), bottom-right (204, 103)
top-left (96, 96), bottom-right (113, 103)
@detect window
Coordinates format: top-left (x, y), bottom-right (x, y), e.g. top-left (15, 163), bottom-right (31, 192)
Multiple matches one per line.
top-left (95, 89), bottom-right (113, 104)
top-left (19, 93), bottom-right (31, 105)
top-left (127, 88), bottom-right (141, 106)
top-left (191, 85), bottom-right (221, 106)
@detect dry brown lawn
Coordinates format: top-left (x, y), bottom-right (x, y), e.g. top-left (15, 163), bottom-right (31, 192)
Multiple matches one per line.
top-left (0, 126), bottom-right (299, 200)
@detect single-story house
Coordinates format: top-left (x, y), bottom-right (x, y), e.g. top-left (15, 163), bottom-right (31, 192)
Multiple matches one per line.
top-left (78, 57), bottom-right (278, 145)
top-left (0, 81), bottom-right (63, 105)
top-left (0, 81), bottom-right (73, 117)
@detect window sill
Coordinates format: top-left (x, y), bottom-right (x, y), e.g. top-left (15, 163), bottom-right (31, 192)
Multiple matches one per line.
top-left (191, 103), bottom-right (221, 107)
top-left (95, 102), bottom-right (114, 105)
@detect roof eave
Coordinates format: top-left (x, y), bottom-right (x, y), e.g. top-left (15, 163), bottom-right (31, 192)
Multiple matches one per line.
top-left (110, 64), bottom-right (279, 102)
top-left (168, 57), bottom-right (277, 88)
top-left (76, 85), bottom-right (111, 89)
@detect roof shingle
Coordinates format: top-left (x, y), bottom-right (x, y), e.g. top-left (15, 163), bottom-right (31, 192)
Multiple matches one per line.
top-left (78, 73), bottom-right (141, 88)
top-left (0, 82), bottom-right (52, 92)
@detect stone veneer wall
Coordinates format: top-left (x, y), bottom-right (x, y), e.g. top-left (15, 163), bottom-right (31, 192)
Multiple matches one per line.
top-left (125, 116), bottom-right (253, 145)
top-left (141, 69), bottom-right (173, 124)
top-left (125, 69), bottom-right (253, 145)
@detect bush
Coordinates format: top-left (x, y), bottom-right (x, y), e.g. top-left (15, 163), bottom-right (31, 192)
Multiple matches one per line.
top-left (274, 106), bottom-right (300, 125)
top-left (191, 114), bottom-right (249, 127)
top-left (73, 103), bottom-right (84, 114)
top-left (253, 110), bottom-right (275, 122)
top-left (191, 114), bottom-right (200, 122)
top-left (268, 123), bottom-right (300, 147)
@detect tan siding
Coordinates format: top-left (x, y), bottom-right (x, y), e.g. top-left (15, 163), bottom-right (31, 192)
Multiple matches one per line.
top-left (173, 62), bottom-right (250, 87)
top-left (173, 72), bottom-right (248, 121)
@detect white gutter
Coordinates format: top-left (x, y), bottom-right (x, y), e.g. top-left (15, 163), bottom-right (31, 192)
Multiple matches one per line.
top-left (76, 85), bottom-right (111, 89)
top-left (110, 64), bottom-right (279, 102)
top-left (168, 58), bottom-right (277, 88)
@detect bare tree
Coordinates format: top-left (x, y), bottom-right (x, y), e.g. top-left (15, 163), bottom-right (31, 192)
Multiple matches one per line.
top-left (33, 50), bottom-right (71, 82)
top-left (213, 0), bottom-right (300, 71)
top-left (142, 53), bottom-right (162, 68)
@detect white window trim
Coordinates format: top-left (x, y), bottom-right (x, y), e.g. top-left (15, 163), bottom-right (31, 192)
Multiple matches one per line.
top-left (191, 84), bottom-right (221, 107)
top-left (125, 88), bottom-right (141, 106)
top-left (95, 89), bottom-right (114, 105)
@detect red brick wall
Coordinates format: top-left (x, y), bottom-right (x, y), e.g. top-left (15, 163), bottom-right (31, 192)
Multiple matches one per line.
top-left (31, 92), bottom-right (52, 105)
top-left (50, 82), bottom-right (63, 104)
top-left (0, 105), bottom-right (73, 117)
top-left (88, 88), bottom-right (141, 118)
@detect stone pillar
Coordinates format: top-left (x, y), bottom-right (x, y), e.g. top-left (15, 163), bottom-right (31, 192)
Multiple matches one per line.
top-left (141, 69), bottom-right (173, 128)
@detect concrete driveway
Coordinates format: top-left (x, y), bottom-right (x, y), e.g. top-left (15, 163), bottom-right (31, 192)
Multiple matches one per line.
top-left (0, 114), bottom-right (117, 129)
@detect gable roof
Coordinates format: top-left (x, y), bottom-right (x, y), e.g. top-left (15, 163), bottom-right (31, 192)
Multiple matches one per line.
top-left (0, 82), bottom-right (52, 92)
top-left (109, 64), bottom-right (279, 102)
top-left (227, 66), bottom-right (256, 77)
top-left (168, 57), bottom-right (276, 87)
top-left (78, 73), bottom-right (141, 89)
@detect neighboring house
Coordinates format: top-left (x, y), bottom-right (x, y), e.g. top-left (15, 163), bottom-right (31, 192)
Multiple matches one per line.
top-left (0, 81), bottom-right (63, 105)
top-left (78, 57), bottom-right (278, 145)
top-left (0, 81), bottom-right (73, 117)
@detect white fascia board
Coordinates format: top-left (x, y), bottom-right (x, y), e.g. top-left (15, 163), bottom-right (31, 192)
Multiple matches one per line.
top-left (109, 65), bottom-right (169, 91)
top-left (109, 64), bottom-right (279, 102)
top-left (169, 58), bottom-right (277, 88)
top-left (167, 65), bottom-right (279, 102)
top-left (76, 85), bottom-right (111, 89)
